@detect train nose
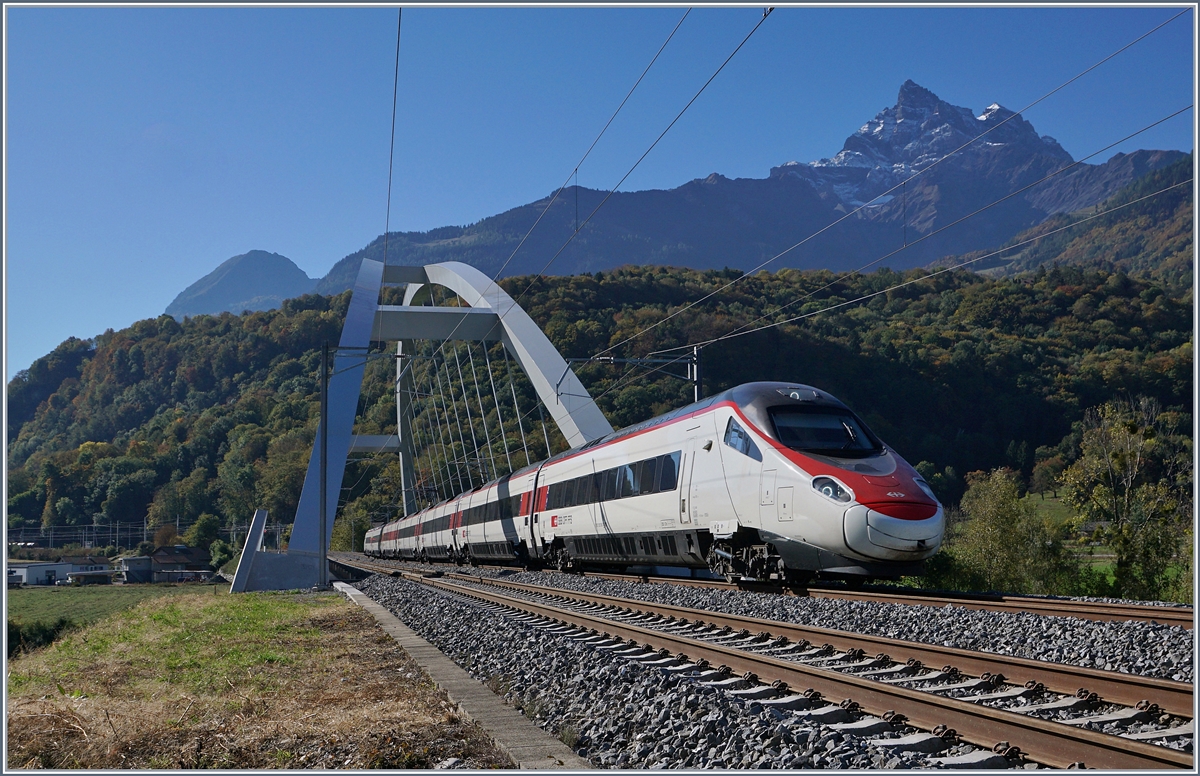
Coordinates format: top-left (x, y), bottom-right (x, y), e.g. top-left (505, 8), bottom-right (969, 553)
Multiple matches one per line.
top-left (843, 504), bottom-right (942, 561)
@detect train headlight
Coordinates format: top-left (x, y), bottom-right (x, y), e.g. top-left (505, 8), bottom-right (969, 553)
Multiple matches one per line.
top-left (914, 478), bottom-right (939, 503)
top-left (812, 477), bottom-right (852, 503)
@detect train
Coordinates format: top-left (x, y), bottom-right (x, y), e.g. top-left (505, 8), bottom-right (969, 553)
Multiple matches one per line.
top-left (364, 382), bottom-right (943, 583)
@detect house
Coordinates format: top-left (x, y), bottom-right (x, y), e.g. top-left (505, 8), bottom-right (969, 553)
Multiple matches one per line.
top-left (119, 555), bottom-right (154, 584)
top-left (149, 545), bottom-right (212, 583)
top-left (62, 556), bottom-right (114, 584)
top-left (9, 556), bottom-right (112, 586)
top-left (10, 561), bottom-right (72, 586)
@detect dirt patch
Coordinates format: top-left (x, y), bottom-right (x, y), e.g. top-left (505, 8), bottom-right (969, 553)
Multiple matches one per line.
top-left (6, 593), bottom-right (513, 769)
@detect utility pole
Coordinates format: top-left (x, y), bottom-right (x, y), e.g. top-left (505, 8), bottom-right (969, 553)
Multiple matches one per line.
top-left (691, 345), bottom-right (703, 402)
top-left (319, 341), bottom-right (330, 588)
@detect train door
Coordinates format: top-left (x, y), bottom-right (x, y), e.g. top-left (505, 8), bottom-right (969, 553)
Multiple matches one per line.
top-left (451, 501), bottom-right (464, 556)
top-left (680, 437), bottom-right (697, 524)
top-left (682, 416), bottom-right (733, 525)
top-left (518, 470), bottom-right (541, 559)
top-left (718, 415), bottom-right (764, 525)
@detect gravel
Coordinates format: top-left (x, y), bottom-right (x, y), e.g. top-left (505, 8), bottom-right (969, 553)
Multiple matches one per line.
top-left (436, 567), bottom-right (1195, 684)
top-left (356, 575), bottom-right (1005, 770)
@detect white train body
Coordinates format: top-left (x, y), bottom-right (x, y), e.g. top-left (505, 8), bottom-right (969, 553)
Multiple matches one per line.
top-left (365, 382), bottom-right (943, 581)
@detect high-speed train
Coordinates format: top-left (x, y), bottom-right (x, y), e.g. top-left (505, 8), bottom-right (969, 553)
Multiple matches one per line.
top-left (364, 382), bottom-right (943, 582)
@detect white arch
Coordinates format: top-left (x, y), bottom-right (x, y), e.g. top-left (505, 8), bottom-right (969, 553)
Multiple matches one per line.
top-left (382, 261), bottom-right (614, 446)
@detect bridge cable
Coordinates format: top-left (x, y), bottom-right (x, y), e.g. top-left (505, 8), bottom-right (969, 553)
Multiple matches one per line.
top-left (427, 343), bottom-right (462, 495)
top-left (452, 343), bottom-right (487, 483)
top-left (502, 347), bottom-right (533, 468)
top-left (436, 331), bottom-right (474, 490)
top-left (431, 291), bottom-right (472, 490)
top-left (466, 342), bottom-right (501, 481)
top-left (587, 7), bottom-right (1192, 362)
top-left (482, 343), bottom-right (515, 474)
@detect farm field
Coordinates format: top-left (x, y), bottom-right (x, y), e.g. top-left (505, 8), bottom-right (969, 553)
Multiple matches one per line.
top-left (6, 588), bottom-right (511, 769)
top-left (7, 583), bottom-right (197, 630)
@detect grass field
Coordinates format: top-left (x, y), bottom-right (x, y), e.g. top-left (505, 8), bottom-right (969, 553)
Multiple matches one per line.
top-left (1020, 493), bottom-right (1077, 525)
top-left (6, 588), bottom-right (512, 769)
top-left (7, 583), bottom-right (201, 629)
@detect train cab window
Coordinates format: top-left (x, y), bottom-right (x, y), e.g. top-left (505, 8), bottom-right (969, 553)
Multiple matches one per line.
top-left (658, 452), bottom-right (681, 491)
top-left (724, 418), bottom-right (763, 461)
top-left (768, 406), bottom-right (883, 458)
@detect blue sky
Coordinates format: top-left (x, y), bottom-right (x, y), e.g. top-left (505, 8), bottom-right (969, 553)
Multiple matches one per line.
top-left (4, 5), bottom-right (1195, 375)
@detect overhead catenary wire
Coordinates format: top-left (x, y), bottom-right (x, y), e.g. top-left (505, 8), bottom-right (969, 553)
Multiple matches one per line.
top-left (382, 8), bottom-right (403, 266)
top-left (507, 7), bottom-right (775, 312)
top-left (651, 103), bottom-right (1194, 355)
top-left (588, 7), bottom-right (1192, 362)
top-left (485, 7), bottom-right (692, 285)
top-left (583, 177), bottom-right (1193, 406)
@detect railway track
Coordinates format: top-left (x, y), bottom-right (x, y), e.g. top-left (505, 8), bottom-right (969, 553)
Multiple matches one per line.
top-left (336, 554), bottom-right (1193, 629)
top-left (343, 557), bottom-right (1193, 769)
top-left (577, 570), bottom-right (1196, 630)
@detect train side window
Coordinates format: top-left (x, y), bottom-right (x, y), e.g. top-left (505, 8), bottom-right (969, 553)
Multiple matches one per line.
top-left (658, 452), bottom-right (681, 491)
top-left (599, 468), bottom-right (617, 501)
top-left (637, 457), bottom-right (658, 495)
top-left (575, 475), bottom-right (591, 505)
top-left (616, 465), bottom-right (636, 499)
top-left (724, 418), bottom-right (763, 461)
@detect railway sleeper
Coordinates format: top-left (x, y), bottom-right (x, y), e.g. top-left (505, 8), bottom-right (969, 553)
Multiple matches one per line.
top-left (1061, 706), bottom-right (1154, 727)
top-left (1017, 693), bottom-right (1100, 714)
top-left (968, 683), bottom-right (1044, 703)
top-left (1124, 721), bottom-right (1194, 741)
top-left (867, 732), bottom-right (950, 754)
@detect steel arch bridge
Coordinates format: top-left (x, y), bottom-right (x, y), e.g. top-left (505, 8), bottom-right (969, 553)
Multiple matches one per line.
top-left (233, 259), bottom-right (614, 591)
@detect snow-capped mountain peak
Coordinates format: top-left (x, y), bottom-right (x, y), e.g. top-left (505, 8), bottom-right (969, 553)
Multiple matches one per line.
top-left (771, 81), bottom-right (1073, 206)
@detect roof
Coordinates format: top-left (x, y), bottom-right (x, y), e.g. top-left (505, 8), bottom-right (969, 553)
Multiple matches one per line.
top-left (150, 545), bottom-right (211, 564)
top-left (60, 555), bottom-right (112, 567)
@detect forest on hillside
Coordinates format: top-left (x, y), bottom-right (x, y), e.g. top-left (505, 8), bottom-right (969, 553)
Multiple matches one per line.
top-left (7, 263), bottom-right (1190, 519)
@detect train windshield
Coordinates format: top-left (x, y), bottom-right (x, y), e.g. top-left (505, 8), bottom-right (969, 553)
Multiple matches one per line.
top-left (767, 406), bottom-right (883, 458)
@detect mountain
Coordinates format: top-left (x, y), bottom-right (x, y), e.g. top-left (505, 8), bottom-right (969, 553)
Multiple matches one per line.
top-left (166, 250), bottom-right (316, 319)
top-left (314, 81), bottom-right (1184, 294)
top-left (936, 155), bottom-right (1193, 291)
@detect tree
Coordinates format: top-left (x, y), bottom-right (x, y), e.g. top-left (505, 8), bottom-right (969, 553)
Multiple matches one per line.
top-left (153, 524), bottom-right (179, 548)
top-left (182, 513), bottom-right (222, 550)
top-left (1061, 398), bottom-right (1193, 601)
top-left (947, 468), bottom-right (1089, 595)
top-left (209, 539), bottom-right (235, 571)
top-left (1030, 456), bottom-right (1065, 499)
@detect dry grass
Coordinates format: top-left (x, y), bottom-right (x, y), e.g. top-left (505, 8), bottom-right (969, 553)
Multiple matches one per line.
top-left (6, 591), bottom-right (513, 769)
